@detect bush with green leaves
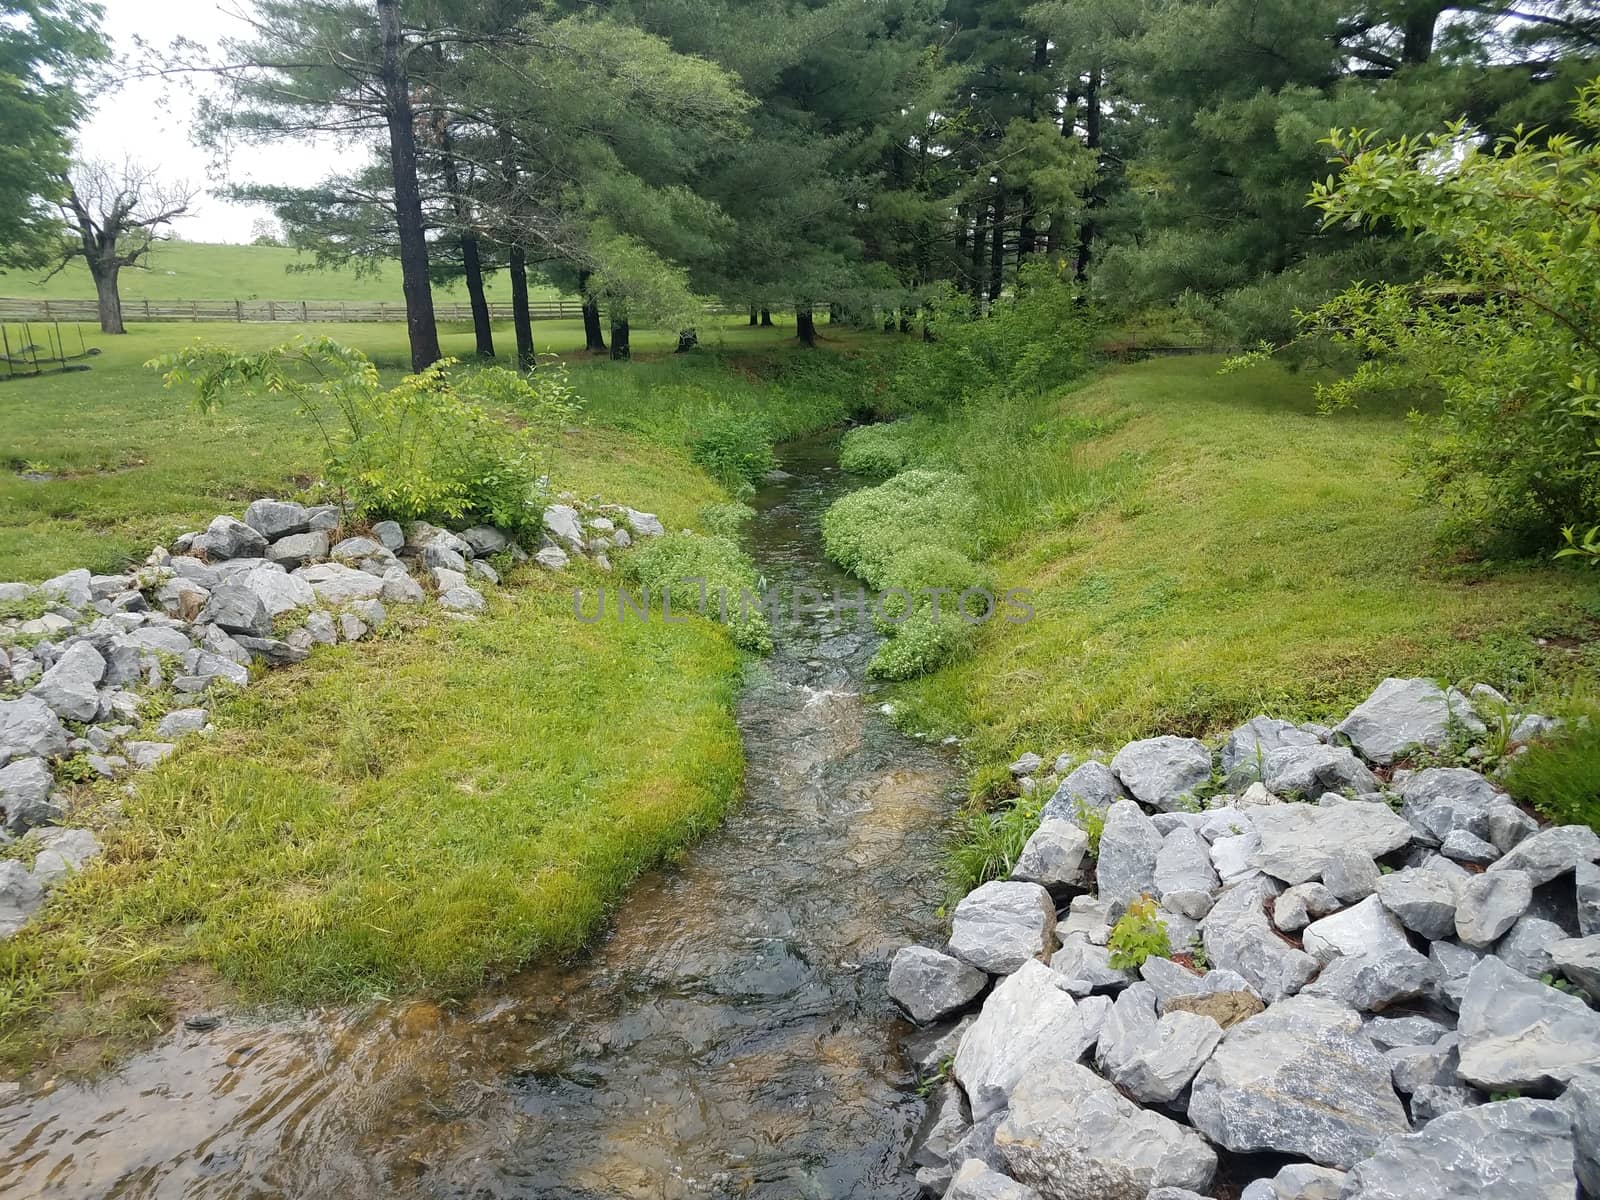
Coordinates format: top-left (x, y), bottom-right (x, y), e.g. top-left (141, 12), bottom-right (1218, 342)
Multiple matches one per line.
top-left (868, 608), bottom-right (976, 681)
top-left (1234, 80), bottom-right (1600, 554)
top-left (689, 409), bottom-right (776, 492)
top-left (1107, 895), bottom-right (1172, 970)
top-left (698, 500), bottom-right (755, 539)
top-left (622, 530), bottom-right (773, 653)
top-left (152, 337), bottom-right (548, 534)
top-left (839, 421), bottom-right (917, 477)
top-left (1504, 719), bottom-right (1600, 830)
top-left (820, 469), bottom-right (980, 589)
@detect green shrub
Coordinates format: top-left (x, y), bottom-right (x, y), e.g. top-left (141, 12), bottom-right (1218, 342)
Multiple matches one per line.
top-left (1107, 895), bottom-right (1172, 970)
top-left (1074, 798), bottom-right (1107, 858)
top-left (839, 422), bottom-right (916, 477)
top-left (820, 469), bottom-right (980, 588)
top-left (868, 608), bottom-right (976, 681)
top-left (689, 409), bottom-right (776, 491)
top-left (882, 545), bottom-right (993, 607)
top-left (623, 530), bottom-right (773, 653)
top-left (699, 501), bottom-right (755, 539)
top-left (945, 793), bottom-right (1043, 899)
top-left (1503, 720), bottom-right (1600, 830)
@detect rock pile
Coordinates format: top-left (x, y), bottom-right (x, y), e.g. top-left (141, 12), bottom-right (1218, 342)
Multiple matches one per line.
top-left (892, 677), bottom-right (1596, 1199)
top-left (0, 494), bottom-right (662, 937)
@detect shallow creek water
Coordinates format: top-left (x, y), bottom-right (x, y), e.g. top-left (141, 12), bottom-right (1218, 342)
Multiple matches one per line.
top-left (0, 433), bottom-right (959, 1199)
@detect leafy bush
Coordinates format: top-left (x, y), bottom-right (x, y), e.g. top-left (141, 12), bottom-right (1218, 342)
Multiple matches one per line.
top-left (152, 337), bottom-right (547, 533)
top-left (1503, 720), bottom-right (1600, 829)
top-left (1107, 895), bottom-right (1172, 970)
top-left (945, 793), bottom-right (1043, 899)
top-left (1238, 82), bottom-right (1600, 553)
top-left (622, 530), bottom-right (773, 653)
top-left (868, 608), bottom-right (976, 681)
top-left (457, 361), bottom-right (584, 436)
top-left (839, 421), bottom-right (916, 477)
top-left (689, 409), bottom-right (776, 491)
top-left (1074, 798), bottom-right (1107, 859)
top-left (698, 500), bottom-right (755, 539)
top-left (896, 262), bottom-right (1099, 413)
top-left (821, 469), bottom-right (980, 588)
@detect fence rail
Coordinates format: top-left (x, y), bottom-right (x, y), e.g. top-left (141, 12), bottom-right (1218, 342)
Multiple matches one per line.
top-left (0, 297), bottom-right (587, 324)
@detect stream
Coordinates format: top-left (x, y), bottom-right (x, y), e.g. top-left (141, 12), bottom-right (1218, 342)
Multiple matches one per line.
top-left (0, 432), bottom-right (959, 1199)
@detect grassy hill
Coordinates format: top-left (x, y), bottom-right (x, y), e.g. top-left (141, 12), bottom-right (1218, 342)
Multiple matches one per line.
top-left (0, 240), bottom-right (567, 303)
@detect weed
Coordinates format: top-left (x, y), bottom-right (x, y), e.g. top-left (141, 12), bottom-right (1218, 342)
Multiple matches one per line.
top-left (1107, 895), bottom-right (1172, 970)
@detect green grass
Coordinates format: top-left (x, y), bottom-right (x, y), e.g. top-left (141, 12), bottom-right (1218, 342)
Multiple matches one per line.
top-left (1, 240), bottom-right (568, 303)
top-left (881, 355), bottom-right (1600, 758)
top-left (0, 316), bottom-right (808, 580)
top-left (1504, 719), bottom-right (1600, 829)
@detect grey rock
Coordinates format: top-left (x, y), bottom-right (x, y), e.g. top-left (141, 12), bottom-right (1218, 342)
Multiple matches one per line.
top-left (1489, 823), bottom-right (1600, 886)
top-left (460, 525), bottom-right (510, 556)
top-left (1487, 805), bottom-right (1538, 855)
top-left (953, 960), bottom-right (1108, 1120)
top-left (306, 505), bottom-right (340, 531)
top-left (117, 625), bottom-right (192, 656)
top-left (948, 880), bottom-right (1057, 975)
top-left (1511, 713), bottom-right (1561, 743)
top-left (1209, 828), bottom-right (1261, 886)
top-left (371, 520), bottom-right (405, 551)
top-left (624, 507), bottom-right (664, 537)
top-left (910, 1080), bottom-right (967, 1195)
top-left (438, 585), bottom-right (486, 613)
top-left (1274, 881), bottom-right (1340, 932)
top-left (1340, 1098), bottom-right (1574, 1200)
top-left (38, 567), bottom-right (92, 609)
top-left (194, 515), bottom-right (268, 561)
top-left (1061, 894), bottom-right (1113, 945)
top-left (28, 640), bottom-right (105, 721)
top-left (1457, 954), bottom-right (1600, 1091)
top-left (265, 530), bottom-right (328, 570)
top-left (197, 624), bottom-right (250, 666)
top-left (1334, 677), bottom-right (1485, 766)
top-left (1496, 914), bottom-right (1567, 979)
top-left (0, 860), bottom-right (44, 937)
top-left (904, 1015), bottom-right (974, 1076)
top-left (334, 536), bottom-right (395, 565)
top-left (233, 635), bottom-right (309, 667)
top-left (88, 573), bottom-right (133, 600)
top-left (1262, 744), bottom-right (1379, 799)
top-left (380, 567), bottom-right (425, 605)
top-left (542, 504), bottom-right (587, 549)
top-left (1409, 1084), bottom-right (1483, 1123)
top-left (1221, 715), bottom-right (1322, 779)
top-left (1303, 896), bottom-right (1409, 964)
top-left (1009, 751), bottom-right (1043, 777)
top-left (294, 563), bottom-right (385, 604)
top-left (1375, 867), bottom-right (1460, 939)
top-left (199, 583), bottom-right (272, 638)
top-left (1139, 955), bottom-right (1255, 1009)
top-left (1040, 760), bottom-right (1129, 824)
top-left (995, 1059), bottom-right (1216, 1200)
top-left (1251, 800), bottom-right (1412, 886)
top-left (25, 826), bottom-right (101, 889)
top-left (533, 545), bottom-right (568, 571)
top-left (469, 559), bottom-right (500, 585)
top-left (1454, 870), bottom-right (1533, 947)
top-left (168, 556), bottom-right (220, 587)
top-left (1187, 993), bottom-right (1409, 1168)
top-left (1566, 1072), bottom-right (1600, 1197)
top-left (1428, 940), bottom-right (1484, 1011)
top-left (1386, 1033), bottom-right (1460, 1093)
top-left (1270, 1163), bottom-right (1346, 1200)
top-left (1050, 934), bottom-right (1136, 996)
top-left (1144, 1192), bottom-right (1209, 1200)
top-left (1397, 767), bottom-right (1504, 846)
top-left (1365, 1014), bottom-right (1451, 1051)
top-left (1200, 875), bottom-right (1319, 1003)
top-left (1097, 800), bottom-right (1163, 915)
top-left (1552, 935), bottom-right (1600, 1003)
top-left (1155, 827), bottom-right (1220, 920)
top-left (430, 566), bottom-right (466, 593)
top-left (304, 611), bottom-right (337, 646)
top-left (338, 613), bottom-right (369, 642)
top-left (347, 599), bottom-right (385, 628)
top-left (156, 708), bottom-right (209, 738)
top-left (1110, 736), bottom-right (1212, 811)
top-left (1439, 830), bottom-right (1500, 865)
top-left (124, 740), bottom-right (176, 769)
top-left (1096, 983), bottom-right (1222, 1104)
top-left (0, 758), bottom-right (58, 833)
top-left (888, 945), bottom-right (987, 1024)
top-left (243, 499), bottom-right (310, 540)
top-left (1304, 944), bottom-right (1436, 1013)
top-left (1010, 819), bottom-right (1088, 888)
top-left (943, 1159), bottom-right (1041, 1200)
top-left (157, 576), bottom-right (209, 623)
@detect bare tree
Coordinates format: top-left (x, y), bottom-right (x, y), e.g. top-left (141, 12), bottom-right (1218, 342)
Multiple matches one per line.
top-left (53, 160), bottom-right (195, 333)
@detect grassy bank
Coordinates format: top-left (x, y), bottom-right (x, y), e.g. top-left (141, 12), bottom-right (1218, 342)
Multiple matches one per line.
top-left (0, 317), bottom-right (809, 579)
top-left (860, 355), bottom-right (1600, 758)
top-left (0, 324), bottom-right (876, 1074)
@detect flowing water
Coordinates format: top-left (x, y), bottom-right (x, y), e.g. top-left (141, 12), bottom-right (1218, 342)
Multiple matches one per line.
top-left (0, 433), bottom-right (958, 1199)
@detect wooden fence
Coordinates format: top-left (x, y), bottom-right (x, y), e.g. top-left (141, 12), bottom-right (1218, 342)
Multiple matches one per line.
top-left (0, 297), bottom-right (586, 324)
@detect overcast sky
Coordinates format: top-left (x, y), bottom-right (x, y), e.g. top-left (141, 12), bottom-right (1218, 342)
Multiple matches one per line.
top-left (75, 0), bottom-right (349, 242)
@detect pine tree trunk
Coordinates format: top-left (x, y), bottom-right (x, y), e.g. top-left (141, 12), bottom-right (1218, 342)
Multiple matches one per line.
top-left (1018, 191), bottom-right (1037, 261)
top-left (461, 235), bottom-right (495, 359)
top-left (93, 266), bottom-right (124, 335)
top-left (578, 269), bottom-right (606, 354)
top-left (760, 308), bottom-right (773, 327)
top-left (609, 314), bottom-right (631, 360)
top-left (748, 305), bottom-right (758, 326)
top-left (1076, 66), bottom-right (1103, 281)
top-left (377, 0), bottom-right (441, 372)
top-left (969, 205), bottom-right (988, 302)
top-left (509, 244), bottom-right (535, 371)
top-left (989, 187), bottom-right (1008, 303)
top-left (796, 305), bottom-right (816, 345)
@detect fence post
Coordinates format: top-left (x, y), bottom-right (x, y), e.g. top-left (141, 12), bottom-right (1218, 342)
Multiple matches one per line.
top-left (236, 300), bottom-right (244, 322)
top-left (144, 298), bottom-right (152, 320)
